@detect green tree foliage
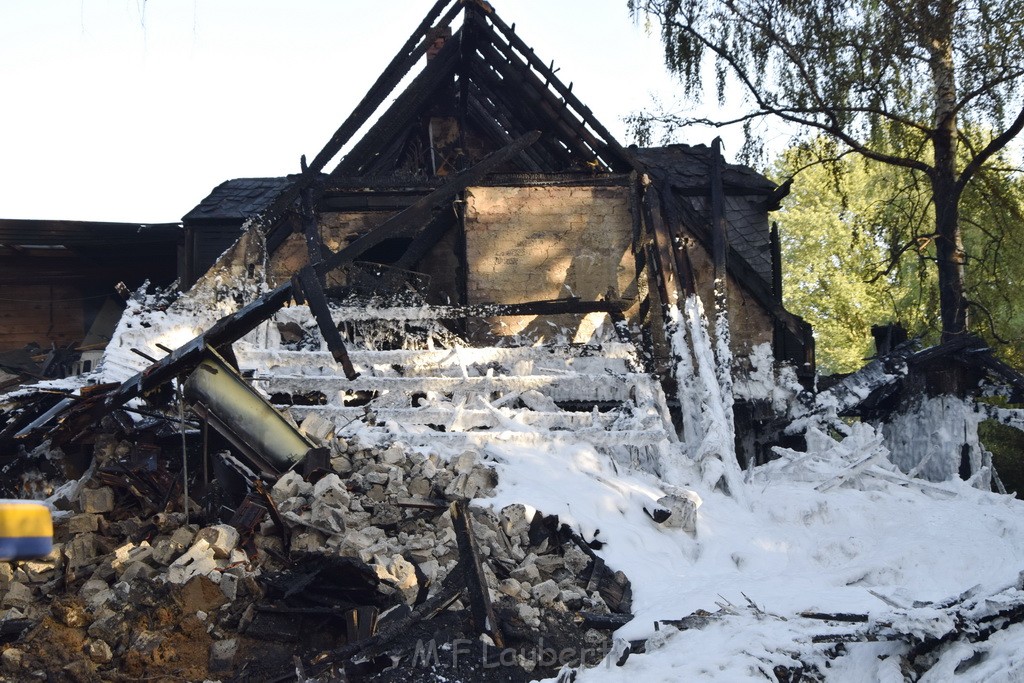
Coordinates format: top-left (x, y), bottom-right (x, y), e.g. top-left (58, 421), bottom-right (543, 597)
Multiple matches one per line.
top-left (629, 0), bottom-right (1024, 342)
top-left (774, 138), bottom-right (1024, 373)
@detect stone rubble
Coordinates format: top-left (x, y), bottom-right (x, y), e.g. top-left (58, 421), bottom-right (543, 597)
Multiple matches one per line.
top-left (0, 429), bottom-right (651, 681)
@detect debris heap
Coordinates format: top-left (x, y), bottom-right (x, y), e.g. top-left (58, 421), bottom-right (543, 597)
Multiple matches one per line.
top-left (0, 417), bottom-right (635, 681)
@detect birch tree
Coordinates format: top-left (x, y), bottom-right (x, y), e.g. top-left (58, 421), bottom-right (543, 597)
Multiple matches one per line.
top-left (629, 0), bottom-right (1024, 342)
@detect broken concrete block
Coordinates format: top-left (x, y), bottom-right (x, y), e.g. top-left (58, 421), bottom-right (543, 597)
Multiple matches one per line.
top-left (531, 579), bottom-right (560, 606)
top-left (209, 638), bottom-right (238, 672)
top-left (20, 560), bottom-right (55, 584)
top-left (84, 587), bottom-right (115, 612)
top-left (418, 559), bottom-right (440, 583)
top-left (110, 541), bottom-right (154, 574)
top-left (654, 493), bottom-right (699, 534)
top-left (86, 609), bottom-right (123, 642)
top-left (151, 510), bottom-right (183, 530)
top-left (168, 539), bottom-right (217, 584)
top-left (407, 477), bottom-right (432, 497)
top-left (313, 473), bottom-right (349, 507)
top-left (331, 454), bottom-right (353, 475)
top-left (152, 538), bottom-right (185, 566)
top-left (290, 530), bottom-right (326, 553)
top-left (381, 443), bottom-right (406, 465)
top-left (65, 532), bottom-right (97, 569)
top-left (79, 578), bottom-right (109, 602)
top-left (453, 450), bottom-right (479, 474)
top-left (420, 458), bottom-right (438, 479)
top-left (562, 545), bottom-right (590, 576)
top-left (79, 486), bottom-right (115, 514)
top-left (374, 554), bottom-right (418, 604)
top-left (51, 598), bottom-right (88, 628)
top-left (364, 471), bottom-right (389, 486)
top-left (130, 630), bottom-right (165, 661)
top-left (219, 573), bottom-right (239, 601)
top-left (500, 503), bottom-right (530, 539)
top-left (498, 578), bottom-right (522, 598)
top-left (300, 413), bottom-right (335, 444)
top-left (67, 513), bottom-right (100, 534)
top-left (1, 582), bottom-right (32, 610)
top-left (120, 561), bottom-right (157, 583)
top-left (1, 648), bottom-right (22, 670)
top-left (510, 563), bottom-right (541, 584)
top-left (195, 525), bottom-right (240, 559)
top-left (445, 466), bottom-right (497, 500)
top-left (271, 471), bottom-right (310, 503)
top-left (170, 526), bottom-right (197, 547)
top-left (86, 639), bottom-right (113, 664)
top-left (0, 563), bottom-right (12, 588)
top-left (517, 602), bottom-right (541, 628)
top-left (311, 500), bottom-right (346, 534)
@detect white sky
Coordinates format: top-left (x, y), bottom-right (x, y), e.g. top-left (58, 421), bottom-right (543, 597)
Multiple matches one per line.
top-left (0, 0), bottom-right (766, 224)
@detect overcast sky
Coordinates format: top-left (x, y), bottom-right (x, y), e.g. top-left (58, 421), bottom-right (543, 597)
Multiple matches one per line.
top-left (0, 1), bottom-right (765, 224)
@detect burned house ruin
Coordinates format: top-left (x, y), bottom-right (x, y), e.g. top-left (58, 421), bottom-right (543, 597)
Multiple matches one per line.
top-left (4, 2), bottom-right (1024, 680)
top-left (170, 0), bottom-right (813, 465)
top-left (0, 1), bottom-right (850, 679)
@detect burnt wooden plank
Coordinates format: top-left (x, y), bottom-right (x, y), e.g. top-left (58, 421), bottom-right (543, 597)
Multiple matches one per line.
top-left (482, 8), bottom-right (637, 172)
top-left (466, 58), bottom-right (575, 168)
top-left (333, 32), bottom-right (462, 177)
top-left (642, 185), bottom-right (680, 309)
top-left (451, 501), bottom-right (505, 648)
top-left (297, 266), bottom-right (359, 380)
top-left (710, 137), bottom-right (728, 284)
top-left (471, 36), bottom-right (600, 166)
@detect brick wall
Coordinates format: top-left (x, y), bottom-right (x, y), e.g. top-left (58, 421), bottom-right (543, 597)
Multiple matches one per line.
top-left (464, 185), bottom-right (635, 342)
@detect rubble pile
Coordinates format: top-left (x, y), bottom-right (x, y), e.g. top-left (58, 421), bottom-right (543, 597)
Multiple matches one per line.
top-left (0, 420), bottom-right (631, 681)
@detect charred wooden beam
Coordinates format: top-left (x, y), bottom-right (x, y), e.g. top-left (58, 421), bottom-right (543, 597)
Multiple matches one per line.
top-left (301, 186), bottom-right (324, 285)
top-left (466, 59), bottom-right (575, 168)
top-left (360, 126), bottom-right (417, 178)
top-left (800, 612), bottom-right (870, 623)
top-left (467, 85), bottom-right (561, 171)
top-left (333, 31), bottom-right (462, 177)
top-left (471, 36), bottom-right (601, 166)
top-left (576, 612), bottom-right (634, 630)
top-left (296, 265), bottom-right (359, 380)
top-left (256, 0), bottom-right (461, 223)
top-left (47, 282), bottom-right (295, 445)
top-left (450, 501), bottom-right (505, 648)
top-left (466, 87), bottom-right (546, 172)
top-left (659, 188), bottom-right (698, 298)
top-left (482, 8), bottom-right (638, 173)
top-left (327, 298), bottom-right (623, 320)
top-left (770, 221), bottom-right (783, 305)
top-left (669, 186), bottom-right (815, 376)
top-left (41, 136), bottom-right (541, 446)
top-left (709, 137), bottom-right (728, 285)
top-left (641, 185), bottom-right (681, 310)
top-left (308, 567), bottom-right (467, 676)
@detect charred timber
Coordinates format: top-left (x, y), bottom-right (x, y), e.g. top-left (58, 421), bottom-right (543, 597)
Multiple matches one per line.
top-left (256, 0), bottom-right (462, 226)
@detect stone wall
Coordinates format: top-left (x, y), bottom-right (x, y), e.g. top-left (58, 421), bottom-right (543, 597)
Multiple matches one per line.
top-left (251, 185), bottom-right (772, 355)
top-left (464, 185), bottom-right (636, 342)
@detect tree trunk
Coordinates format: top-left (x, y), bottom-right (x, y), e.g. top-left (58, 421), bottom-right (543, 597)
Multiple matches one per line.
top-left (932, 171), bottom-right (967, 341)
top-left (928, 1), bottom-right (968, 341)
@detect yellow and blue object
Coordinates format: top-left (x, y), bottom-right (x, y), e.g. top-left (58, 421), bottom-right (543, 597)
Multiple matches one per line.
top-left (0, 500), bottom-right (53, 561)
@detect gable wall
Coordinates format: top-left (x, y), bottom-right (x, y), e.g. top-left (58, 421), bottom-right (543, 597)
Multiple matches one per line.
top-left (464, 185), bottom-right (636, 342)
